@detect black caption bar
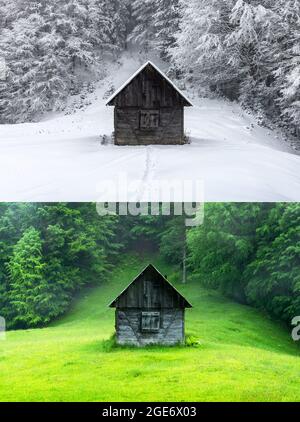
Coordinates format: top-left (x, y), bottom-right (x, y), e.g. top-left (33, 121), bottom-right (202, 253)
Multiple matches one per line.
top-left (0, 402), bottom-right (299, 419)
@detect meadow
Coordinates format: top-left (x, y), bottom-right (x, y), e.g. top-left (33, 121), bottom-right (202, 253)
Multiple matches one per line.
top-left (1, 255), bottom-right (299, 401)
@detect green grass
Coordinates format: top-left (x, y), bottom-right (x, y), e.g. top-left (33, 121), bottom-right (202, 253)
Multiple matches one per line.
top-left (1, 254), bottom-right (300, 402)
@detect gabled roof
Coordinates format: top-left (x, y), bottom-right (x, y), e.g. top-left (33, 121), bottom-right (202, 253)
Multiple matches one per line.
top-left (106, 61), bottom-right (193, 107)
top-left (109, 263), bottom-right (192, 308)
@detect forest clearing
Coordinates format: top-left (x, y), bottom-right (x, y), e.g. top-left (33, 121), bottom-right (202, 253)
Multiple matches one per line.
top-left (1, 254), bottom-right (299, 402)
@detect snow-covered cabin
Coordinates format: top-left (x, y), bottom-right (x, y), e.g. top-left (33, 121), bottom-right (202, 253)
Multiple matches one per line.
top-left (106, 61), bottom-right (192, 145)
top-left (109, 264), bottom-right (192, 346)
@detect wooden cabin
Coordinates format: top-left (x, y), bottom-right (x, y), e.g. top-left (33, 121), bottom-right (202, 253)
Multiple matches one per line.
top-left (109, 264), bottom-right (192, 346)
top-left (106, 61), bottom-right (192, 145)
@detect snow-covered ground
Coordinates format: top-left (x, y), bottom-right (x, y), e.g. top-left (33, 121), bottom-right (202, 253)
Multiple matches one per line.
top-left (0, 56), bottom-right (300, 202)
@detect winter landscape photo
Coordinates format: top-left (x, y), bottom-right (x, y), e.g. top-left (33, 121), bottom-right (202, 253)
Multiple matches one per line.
top-left (0, 0), bottom-right (300, 201)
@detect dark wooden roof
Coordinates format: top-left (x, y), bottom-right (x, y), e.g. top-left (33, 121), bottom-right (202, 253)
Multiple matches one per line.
top-left (106, 61), bottom-right (193, 108)
top-left (109, 263), bottom-right (192, 309)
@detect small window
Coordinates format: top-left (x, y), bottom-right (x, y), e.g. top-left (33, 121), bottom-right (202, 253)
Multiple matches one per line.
top-left (141, 311), bottom-right (160, 332)
top-left (140, 110), bottom-right (159, 129)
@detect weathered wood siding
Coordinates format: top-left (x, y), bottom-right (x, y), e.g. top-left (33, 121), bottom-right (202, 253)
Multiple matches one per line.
top-left (110, 264), bottom-right (191, 347)
top-left (109, 66), bottom-right (188, 109)
top-left (115, 107), bottom-right (184, 145)
top-left (116, 308), bottom-right (184, 346)
top-left (113, 267), bottom-right (187, 309)
top-left (109, 64), bottom-right (187, 146)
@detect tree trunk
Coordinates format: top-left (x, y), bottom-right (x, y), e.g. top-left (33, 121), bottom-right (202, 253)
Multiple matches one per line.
top-left (182, 228), bottom-right (186, 284)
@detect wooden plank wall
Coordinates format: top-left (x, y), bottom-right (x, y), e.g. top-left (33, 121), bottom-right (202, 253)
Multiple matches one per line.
top-left (115, 107), bottom-right (184, 145)
top-left (116, 308), bottom-right (184, 346)
top-left (111, 66), bottom-right (187, 108)
top-left (114, 270), bottom-right (187, 309)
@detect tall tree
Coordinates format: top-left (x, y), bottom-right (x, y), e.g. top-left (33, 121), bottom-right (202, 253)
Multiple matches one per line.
top-left (273, 0), bottom-right (300, 137)
top-left (187, 203), bottom-right (273, 301)
top-left (153, 0), bottom-right (180, 59)
top-left (245, 203), bottom-right (300, 322)
top-left (0, 0), bottom-right (130, 123)
top-left (0, 203), bottom-right (121, 329)
top-left (187, 203), bottom-right (300, 325)
top-left (171, 0), bottom-right (300, 136)
top-left (172, 0), bottom-right (238, 96)
top-left (7, 227), bottom-right (45, 328)
top-left (129, 0), bottom-right (157, 53)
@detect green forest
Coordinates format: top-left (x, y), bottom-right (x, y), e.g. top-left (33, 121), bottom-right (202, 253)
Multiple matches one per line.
top-left (0, 202), bottom-right (300, 401)
top-left (0, 202), bottom-right (299, 331)
top-left (188, 203), bottom-right (300, 325)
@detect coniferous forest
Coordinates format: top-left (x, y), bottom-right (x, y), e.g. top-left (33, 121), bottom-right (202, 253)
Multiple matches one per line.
top-left (0, 203), bottom-right (299, 331)
top-left (0, 0), bottom-right (299, 139)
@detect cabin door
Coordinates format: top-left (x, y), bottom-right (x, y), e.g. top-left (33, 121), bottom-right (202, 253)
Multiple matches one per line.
top-left (143, 279), bottom-right (151, 308)
top-left (143, 279), bottom-right (160, 308)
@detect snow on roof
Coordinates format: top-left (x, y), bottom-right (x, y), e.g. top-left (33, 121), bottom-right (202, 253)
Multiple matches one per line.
top-left (106, 60), bottom-right (193, 106)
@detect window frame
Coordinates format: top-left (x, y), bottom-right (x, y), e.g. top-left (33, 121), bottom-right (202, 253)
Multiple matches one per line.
top-left (141, 311), bottom-right (160, 332)
top-left (139, 110), bottom-right (160, 130)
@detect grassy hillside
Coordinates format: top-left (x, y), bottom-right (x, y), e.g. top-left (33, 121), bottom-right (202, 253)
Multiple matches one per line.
top-left (0, 254), bottom-right (299, 402)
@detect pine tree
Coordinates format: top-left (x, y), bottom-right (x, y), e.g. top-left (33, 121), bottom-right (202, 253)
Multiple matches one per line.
top-left (153, 0), bottom-right (180, 59)
top-left (186, 203), bottom-right (300, 324)
top-left (129, 0), bottom-right (157, 53)
top-left (159, 215), bottom-right (187, 282)
top-left (7, 227), bottom-right (46, 328)
top-left (0, 203), bottom-right (121, 328)
top-left (187, 203), bottom-right (273, 301)
top-left (171, 0), bottom-right (299, 136)
top-left (128, 0), bottom-right (179, 59)
top-left (171, 0), bottom-right (237, 95)
top-left (0, 8), bottom-right (44, 122)
top-left (245, 203), bottom-right (300, 322)
top-left (273, 0), bottom-right (300, 136)
top-left (0, 0), bottom-right (129, 122)
top-left (226, 1), bottom-right (280, 114)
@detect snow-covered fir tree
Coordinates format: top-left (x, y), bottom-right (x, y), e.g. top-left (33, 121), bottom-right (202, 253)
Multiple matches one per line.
top-left (129, 0), bottom-right (157, 53)
top-left (153, 0), bottom-right (180, 60)
top-left (171, 0), bottom-right (300, 137)
top-left (226, 1), bottom-right (281, 116)
top-left (0, 0), bottom-right (130, 123)
top-left (129, 0), bottom-right (179, 58)
top-left (171, 0), bottom-right (236, 95)
top-left (273, 0), bottom-right (300, 136)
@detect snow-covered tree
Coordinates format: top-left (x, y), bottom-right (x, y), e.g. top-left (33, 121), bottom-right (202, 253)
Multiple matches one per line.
top-left (226, 1), bottom-right (281, 115)
top-left (88, 0), bottom-right (131, 55)
top-left (129, 0), bottom-right (180, 59)
top-left (0, 12), bottom-right (45, 122)
top-left (0, 0), bottom-right (130, 123)
top-left (129, 0), bottom-right (157, 53)
top-left (171, 0), bottom-right (299, 137)
top-left (171, 0), bottom-right (236, 96)
top-left (153, 0), bottom-right (180, 59)
top-left (273, 0), bottom-right (300, 135)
